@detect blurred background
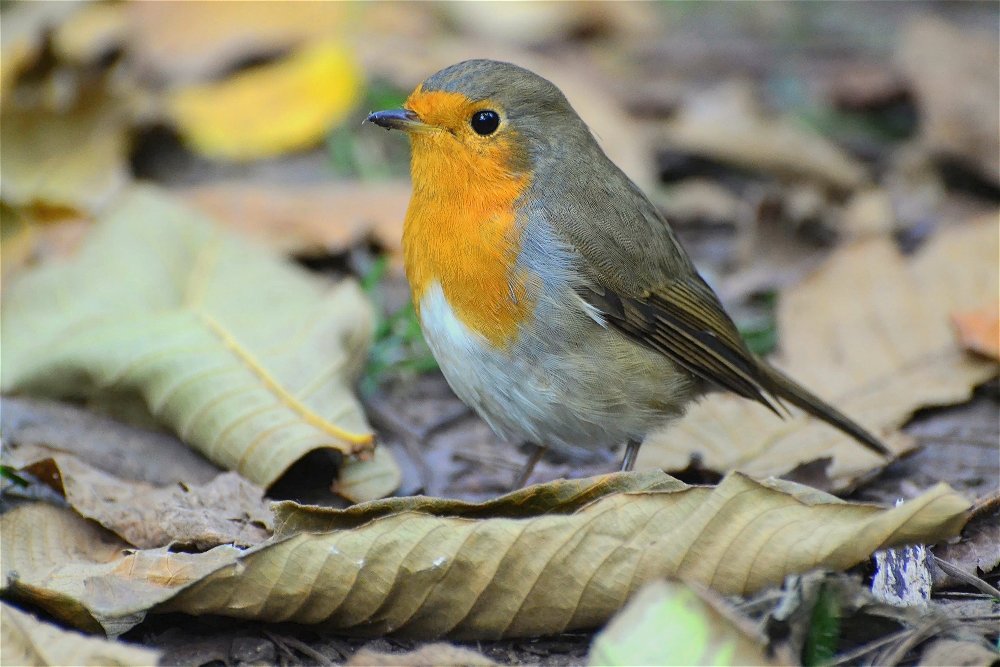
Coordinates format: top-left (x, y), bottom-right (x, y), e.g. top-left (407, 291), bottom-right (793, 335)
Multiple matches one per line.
top-left (2, 1), bottom-right (998, 494)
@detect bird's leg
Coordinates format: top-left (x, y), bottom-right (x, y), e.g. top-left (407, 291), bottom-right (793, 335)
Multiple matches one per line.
top-left (511, 442), bottom-right (546, 489)
top-left (620, 439), bottom-right (642, 472)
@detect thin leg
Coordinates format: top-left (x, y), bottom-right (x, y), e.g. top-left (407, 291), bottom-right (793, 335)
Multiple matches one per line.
top-left (512, 443), bottom-right (546, 489)
top-left (620, 439), bottom-right (642, 472)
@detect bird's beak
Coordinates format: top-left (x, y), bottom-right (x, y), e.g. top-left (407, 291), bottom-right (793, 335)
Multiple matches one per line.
top-left (365, 108), bottom-right (434, 133)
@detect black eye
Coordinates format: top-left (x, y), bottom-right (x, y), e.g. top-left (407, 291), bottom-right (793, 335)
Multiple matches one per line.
top-left (471, 110), bottom-right (500, 135)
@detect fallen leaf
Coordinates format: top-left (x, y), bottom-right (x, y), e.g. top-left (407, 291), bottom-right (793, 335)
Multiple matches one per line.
top-left (951, 307), bottom-right (1000, 361)
top-left (659, 81), bottom-right (869, 190)
top-left (348, 643), bottom-right (497, 666)
top-left (9, 446), bottom-right (270, 550)
top-left (932, 510), bottom-right (1000, 589)
top-left (1, 396), bottom-right (220, 487)
top-left (180, 180), bottom-right (407, 257)
top-left (167, 40), bottom-right (363, 161)
top-left (0, 602), bottom-right (160, 667)
top-left (125, 2), bottom-right (350, 84)
top-left (898, 17), bottom-right (1000, 184)
top-left (1, 473), bottom-right (969, 639)
top-left (1, 185), bottom-right (390, 497)
top-left (639, 216), bottom-right (1000, 490)
top-left (0, 96), bottom-right (129, 217)
top-left (588, 580), bottom-right (780, 666)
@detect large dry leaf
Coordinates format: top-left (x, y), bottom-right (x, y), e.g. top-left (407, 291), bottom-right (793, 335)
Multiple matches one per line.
top-left (167, 40), bottom-right (363, 161)
top-left (0, 601), bottom-right (159, 667)
top-left (125, 2), bottom-right (350, 83)
top-left (639, 217), bottom-right (1000, 490)
top-left (898, 17), bottom-right (1000, 184)
top-left (0, 185), bottom-right (398, 499)
top-left (588, 580), bottom-right (780, 666)
top-left (181, 180), bottom-right (407, 257)
top-left (1, 396), bottom-right (221, 487)
top-left (9, 445), bottom-right (270, 549)
top-left (1, 473), bottom-right (969, 640)
top-left (659, 82), bottom-right (868, 190)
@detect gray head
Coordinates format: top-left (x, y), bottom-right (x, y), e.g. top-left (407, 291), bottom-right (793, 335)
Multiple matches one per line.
top-left (366, 59), bottom-right (597, 172)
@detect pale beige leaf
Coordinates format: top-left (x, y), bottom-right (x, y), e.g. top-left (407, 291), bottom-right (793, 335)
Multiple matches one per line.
top-left (588, 580), bottom-right (781, 666)
top-left (639, 217), bottom-right (1000, 490)
top-left (898, 17), bottom-right (1000, 184)
top-left (180, 180), bottom-right (407, 257)
top-left (0, 601), bottom-right (159, 667)
top-left (1, 473), bottom-right (969, 639)
top-left (8, 445), bottom-right (270, 549)
top-left (660, 82), bottom-right (868, 190)
top-left (0, 185), bottom-right (392, 496)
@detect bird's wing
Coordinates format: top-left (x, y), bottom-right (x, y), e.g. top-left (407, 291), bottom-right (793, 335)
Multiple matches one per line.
top-left (546, 169), bottom-right (889, 456)
top-left (540, 170), bottom-right (783, 412)
top-left (579, 277), bottom-right (783, 415)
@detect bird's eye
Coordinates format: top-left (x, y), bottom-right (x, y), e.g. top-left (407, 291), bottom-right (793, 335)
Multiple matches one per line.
top-left (470, 110), bottom-right (500, 136)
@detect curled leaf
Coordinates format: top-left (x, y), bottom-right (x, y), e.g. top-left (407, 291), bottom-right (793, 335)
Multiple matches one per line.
top-left (1, 186), bottom-right (386, 494)
top-left (1, 473), bottom-right (969, 639)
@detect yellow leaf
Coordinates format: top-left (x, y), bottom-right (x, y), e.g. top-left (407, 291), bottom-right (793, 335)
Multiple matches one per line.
top-left (1, 473), bottom-right (969, 639)
top-left (1, 185), bottom-right (393, 496)
top-left (168, 40), bottom-right (363, 161)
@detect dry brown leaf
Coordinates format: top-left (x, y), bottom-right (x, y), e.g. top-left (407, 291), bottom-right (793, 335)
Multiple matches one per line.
top-left (1, 396), bottom-right (221, 487)
top-left (167, 40), bottom-right (363, 161)
top-left (639, 216), bottom-right (1000, 490)
top-left (348, 643), bottom-right (497, 666)
top-left (181, 180), bottom-right (407, 257)
top-left (588, 580), bottom-right (781, 666)
top-left (0, 601), bottom-right (159, 667)
top-left (1, 186), bottom-right (394, 498)
top-left (8, 445), bottom-right (270, 550)
top-left (125, 2), bottom-right (350, 84)
top-left (659, 81), bottom-right (868, 190)
top-left (951, 307), bottom-right (1000, 361)
top-left (1, 473), bottom-right (969, 639)
top-left (898, 17), bottom-right (1000, 184)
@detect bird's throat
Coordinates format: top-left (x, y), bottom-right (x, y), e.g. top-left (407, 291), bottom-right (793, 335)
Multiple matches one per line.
top-left (403, 137), bottom-right (535, 349)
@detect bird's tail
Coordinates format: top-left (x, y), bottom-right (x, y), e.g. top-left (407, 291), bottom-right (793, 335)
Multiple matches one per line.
top-left (759, 362), bottom-right (892, 457)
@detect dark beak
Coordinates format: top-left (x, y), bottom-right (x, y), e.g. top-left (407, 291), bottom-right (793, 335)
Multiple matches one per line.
top-left (365, 108), bottom-right (432, 133)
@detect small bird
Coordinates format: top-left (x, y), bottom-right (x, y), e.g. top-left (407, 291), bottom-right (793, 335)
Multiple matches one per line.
top-left (367, 59), bottom-right (890, 482)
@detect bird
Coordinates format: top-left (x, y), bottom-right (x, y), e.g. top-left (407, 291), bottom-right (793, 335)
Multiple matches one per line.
top-left (366, 59), bottom-right (890, 484)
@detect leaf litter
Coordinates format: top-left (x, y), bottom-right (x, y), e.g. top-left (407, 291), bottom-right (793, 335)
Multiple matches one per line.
top-left (1, 472), bottom-right (969, 640)
top-left (1, 185), bottom-right (398, 501)
top-left (639, 215), bottom-right (999, 491)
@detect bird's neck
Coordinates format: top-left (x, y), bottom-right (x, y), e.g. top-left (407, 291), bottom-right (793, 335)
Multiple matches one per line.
top-left (403, 138), bottom-right (535, 348)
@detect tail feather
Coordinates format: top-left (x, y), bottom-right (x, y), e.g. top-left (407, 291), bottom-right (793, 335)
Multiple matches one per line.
top-left (758, 362), bottom-right (892, 457)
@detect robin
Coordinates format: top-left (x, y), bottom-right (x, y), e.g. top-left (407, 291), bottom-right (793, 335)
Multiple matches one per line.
top-left (367, 59), bottom-right (889, 483)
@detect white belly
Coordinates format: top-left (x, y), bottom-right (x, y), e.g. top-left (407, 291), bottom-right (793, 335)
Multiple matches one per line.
top-left (417, 281), bottom-right (693, 458)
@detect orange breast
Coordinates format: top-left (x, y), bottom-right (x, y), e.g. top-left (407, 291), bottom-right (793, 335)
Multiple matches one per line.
top-left (403, 125), bottom-right (535, 349)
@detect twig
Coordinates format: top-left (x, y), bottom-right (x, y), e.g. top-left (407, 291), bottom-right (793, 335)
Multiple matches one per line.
top-left (933, 556), bottom-right (1000, 598)
top-left (263, 631), bottom-right (335, 667)
top-left (829, 628), bottom-right (913, 666)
